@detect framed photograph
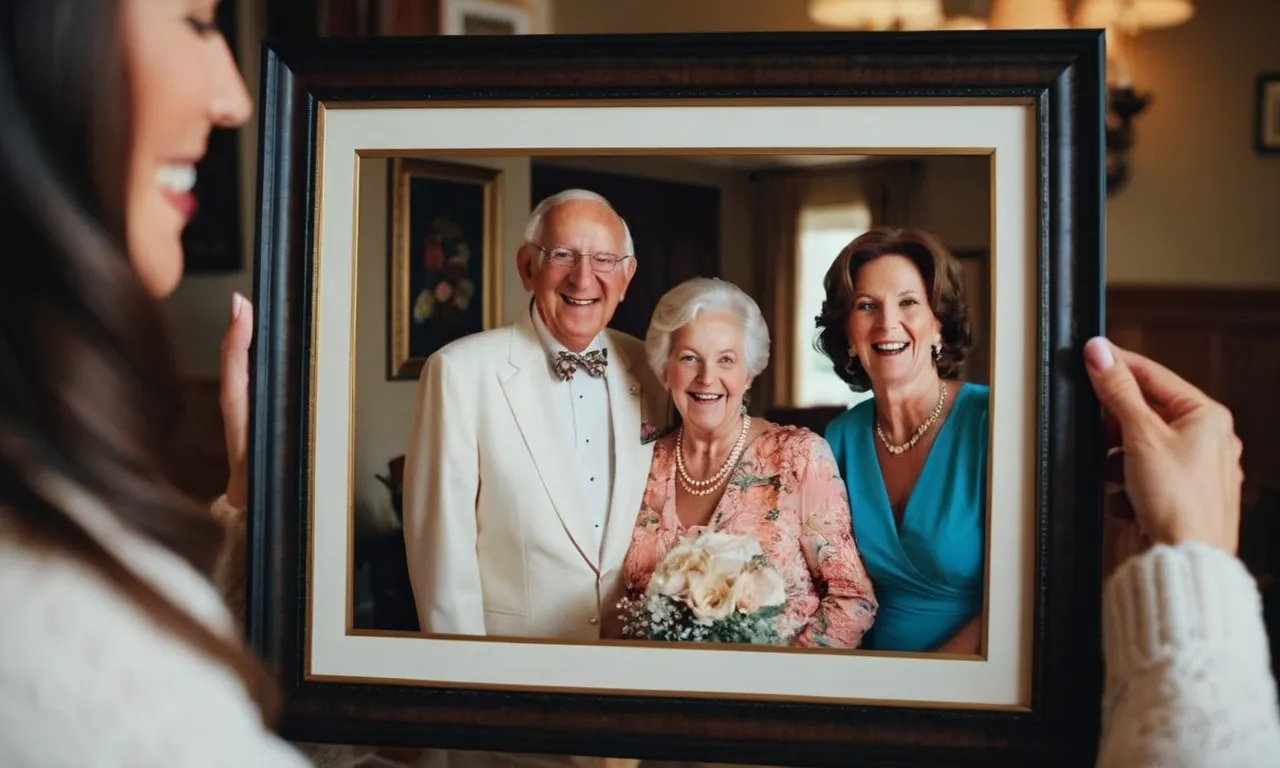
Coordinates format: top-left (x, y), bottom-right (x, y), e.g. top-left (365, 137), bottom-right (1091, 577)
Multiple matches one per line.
top-left (441, 0), bottom-right (532, 35)
top-left (247, 31), bottom-right (1106, 766)
top-left (387, 157), bottom-right (502, 381)
top-left (1257, 72), bottom-right (1280, 154)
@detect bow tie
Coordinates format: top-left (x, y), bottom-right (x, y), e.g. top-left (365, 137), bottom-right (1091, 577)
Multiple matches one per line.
top-left (553, 349), bottom-right (607, 381)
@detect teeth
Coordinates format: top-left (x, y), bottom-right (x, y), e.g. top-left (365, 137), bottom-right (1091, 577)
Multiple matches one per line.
top-left (690, 393), bottom-right (722, 401)
top-left (562, 296), bottom-right (597, 306)
top-left (156, 164), bottom-right (196, 194)
top-left (873, 342), bottom-right (907, 352)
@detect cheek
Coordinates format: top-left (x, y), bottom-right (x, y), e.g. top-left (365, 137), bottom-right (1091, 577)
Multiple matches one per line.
top-left (907, 308), bottom-right (941, 338)
top-left (665, 364), bottom-right (692, 391)
top-left (714, 363), bottom-right (749, 393)
top-left (847, 315), bottom-right (871, 346)
top-left (536, 267), bottom-right (568, 293)
top-left (602, 272), bottom-right (630, 300)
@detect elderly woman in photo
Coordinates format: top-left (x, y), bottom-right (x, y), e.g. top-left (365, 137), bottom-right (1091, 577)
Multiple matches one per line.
top-left (611, 278), bottom-right (877, 649)
top-left (817, 226), bottom-right (988, 654)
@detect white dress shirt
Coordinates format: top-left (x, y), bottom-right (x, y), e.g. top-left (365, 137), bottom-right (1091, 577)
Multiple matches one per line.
top-left (530, 303), bottom-right (615, 559)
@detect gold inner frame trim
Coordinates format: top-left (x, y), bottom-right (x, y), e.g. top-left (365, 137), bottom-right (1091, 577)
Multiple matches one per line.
top-left (303, 670), bottom-right (1031, 712)
top-left (299, 98), bottom-right (1033, 706)
top-left (359, 146), bottom-right (995, 159)
top-left (321, 96), bottom-right (1037, 111)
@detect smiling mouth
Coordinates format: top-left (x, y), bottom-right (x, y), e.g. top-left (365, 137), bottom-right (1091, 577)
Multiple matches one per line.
top-left (156, 163), bottom-right (198, 217)
top-left (156, 163), bottom-right (197, 194)
top-left (561, 294), bottom-right (600, 307)
top-left (688, 392), bottom-right (724, 404)
top-left (872, 341), bottom-right (909, 356)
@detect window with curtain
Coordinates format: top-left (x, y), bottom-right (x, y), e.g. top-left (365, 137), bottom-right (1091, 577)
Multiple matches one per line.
top-left (793, 201), bottom-right (874, 408)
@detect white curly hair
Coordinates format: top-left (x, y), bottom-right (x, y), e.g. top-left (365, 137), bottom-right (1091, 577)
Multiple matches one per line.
top-left (644, 277), bottom-right (770, 386)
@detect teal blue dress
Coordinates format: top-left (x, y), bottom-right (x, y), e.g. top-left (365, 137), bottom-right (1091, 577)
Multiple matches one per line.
top-left (824, 382), bottom-right (988, 652)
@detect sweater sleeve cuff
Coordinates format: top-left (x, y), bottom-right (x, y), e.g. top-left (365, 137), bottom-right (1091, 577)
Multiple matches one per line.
top-left (1102, 541), bottom-right (1270, 684)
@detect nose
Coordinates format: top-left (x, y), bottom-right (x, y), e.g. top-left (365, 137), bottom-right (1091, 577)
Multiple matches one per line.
top-left (210, 36), bottom-right (253, 128)
top-left (567, 252), bottom-right (595, 285)
top-left (695, 362), bottom-right (714, 384)
top-left (876, 303), bottom-right (900, 330)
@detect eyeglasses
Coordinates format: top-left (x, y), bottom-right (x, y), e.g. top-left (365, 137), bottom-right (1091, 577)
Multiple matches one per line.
top-left (529, 244), bottom-right (633, 274)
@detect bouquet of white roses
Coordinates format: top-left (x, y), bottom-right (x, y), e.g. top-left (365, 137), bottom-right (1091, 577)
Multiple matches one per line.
top-left (617, 530), bottom-right (787, 645)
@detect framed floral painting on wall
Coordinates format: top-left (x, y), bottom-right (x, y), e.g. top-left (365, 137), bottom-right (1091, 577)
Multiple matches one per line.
top-left (387, 158), bottom-right (502, 380)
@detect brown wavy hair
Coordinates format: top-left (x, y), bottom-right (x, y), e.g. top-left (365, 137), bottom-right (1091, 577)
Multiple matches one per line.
top-left (814, 226), bottom-right (972, 392)
top-left (0, 0), bottom-right (277, 723)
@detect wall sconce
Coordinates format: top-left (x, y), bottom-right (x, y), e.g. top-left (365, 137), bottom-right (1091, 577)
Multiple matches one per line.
top-left (985, 0), bottom-right (1192, 193)
top-left (1074, 0), bottom-right (1194, 194)
top-left (812, 0), bottom-right (1195, 197)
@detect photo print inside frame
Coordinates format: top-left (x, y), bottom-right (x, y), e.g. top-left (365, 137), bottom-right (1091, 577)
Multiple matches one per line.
top-left (357, 151), bottom-right (994, 656)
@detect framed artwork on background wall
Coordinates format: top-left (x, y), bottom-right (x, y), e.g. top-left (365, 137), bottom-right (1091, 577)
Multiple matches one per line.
top-left (246, 30), bottom-right (1107, 767)
top-left (386, 158), bottom-right (502, 381)
top-left (1257, 72), bottom-right (1280, 154)
top-left (441, 0), bottom-right (532, 35)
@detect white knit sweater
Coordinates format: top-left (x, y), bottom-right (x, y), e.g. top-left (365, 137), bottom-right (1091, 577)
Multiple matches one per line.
top-left (1, 486), bottom-right (1276, 767)
top-left (0, 486), bottom-right (309, 768)
top-left (1097, 541), bottom-right (1280, 767)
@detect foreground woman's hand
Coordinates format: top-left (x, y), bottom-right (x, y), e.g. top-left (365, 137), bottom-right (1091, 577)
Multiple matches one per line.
top-left (1083, 337), bottom-right (1243, 555)
top-left (220, 292), bottom-right (254, 510)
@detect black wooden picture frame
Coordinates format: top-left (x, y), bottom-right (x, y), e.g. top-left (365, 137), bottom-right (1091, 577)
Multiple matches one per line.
top-left (245, 30), bottom-right (1107, 768)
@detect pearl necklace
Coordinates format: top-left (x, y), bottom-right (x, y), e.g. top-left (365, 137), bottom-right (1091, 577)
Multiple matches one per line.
top-left (676, 415), bottom-right (751, 496)
top-left (875, 381), bottom-right (947, 456)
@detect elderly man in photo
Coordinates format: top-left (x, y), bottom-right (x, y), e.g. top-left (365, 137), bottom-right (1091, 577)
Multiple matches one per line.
top-left (402, 188), bottom-right (672, 641)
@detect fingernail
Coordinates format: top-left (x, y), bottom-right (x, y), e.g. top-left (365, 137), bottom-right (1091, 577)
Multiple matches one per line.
top-left (232, 291), bottom-right (244, 319)
top-left (1085, 337), bottom-right (1114, 370)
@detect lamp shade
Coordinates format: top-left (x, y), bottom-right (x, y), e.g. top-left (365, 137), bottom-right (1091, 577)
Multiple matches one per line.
top-left (987, 0), bottom-right (1070, 29)
top-left (941, 15), bottom-right (988, 30)
top-left (808, 0), bottom-right (944, 30)
top-left (1075, 0), bottom-right (1194, 30)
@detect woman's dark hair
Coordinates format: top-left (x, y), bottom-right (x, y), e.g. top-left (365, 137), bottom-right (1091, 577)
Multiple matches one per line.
top-left (814, 225), bottom-right (972, 392)
top-left (0, 2), bottom-right (277, 722)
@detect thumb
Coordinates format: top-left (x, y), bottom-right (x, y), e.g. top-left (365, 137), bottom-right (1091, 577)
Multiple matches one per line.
top-left (220, 294), bottom-right (253, 370)
top-left (1084, 337), bottom-right (1157, 436)
top-left (219, 293), bottom-right (254, 411)
top-left (228, 292), bottom-right (254, 351)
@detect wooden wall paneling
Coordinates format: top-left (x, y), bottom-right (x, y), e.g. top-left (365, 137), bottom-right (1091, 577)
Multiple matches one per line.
top-left (1221, 330), bottom-right (1280, 498)
top-left (1105, 286), bottom-right (1280, 576)
top-left (304, 0), bottom-right (442, 38)
top-left (378, 0), bottom-right (442, 35)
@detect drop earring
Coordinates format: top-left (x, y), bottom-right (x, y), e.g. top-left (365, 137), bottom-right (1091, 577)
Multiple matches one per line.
top-left (740, 390), bottom-right (751, 416)
top-left (931, 343), bottom-right (942, 365)
top-left (844, 352), bottom-right (860, 377)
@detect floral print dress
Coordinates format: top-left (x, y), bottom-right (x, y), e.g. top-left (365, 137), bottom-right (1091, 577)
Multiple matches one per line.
top-left (620, 425), bottom-right (878, 648)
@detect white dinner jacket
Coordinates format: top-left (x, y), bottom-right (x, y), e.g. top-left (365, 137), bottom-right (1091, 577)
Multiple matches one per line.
top-left (402, 304), bottom-right (672, 640)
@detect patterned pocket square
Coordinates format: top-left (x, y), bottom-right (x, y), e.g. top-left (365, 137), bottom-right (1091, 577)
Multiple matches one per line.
top-left (640, 421), bottom-right (664, 445)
